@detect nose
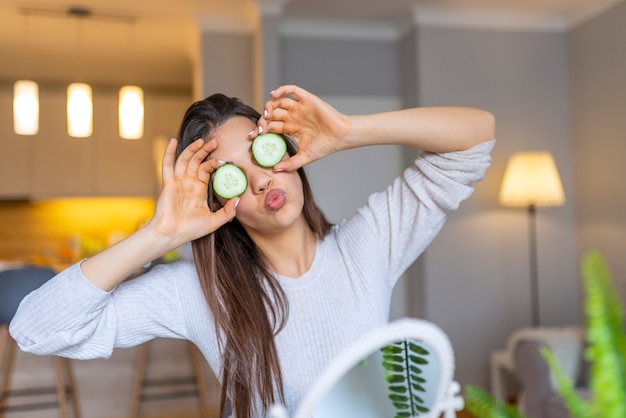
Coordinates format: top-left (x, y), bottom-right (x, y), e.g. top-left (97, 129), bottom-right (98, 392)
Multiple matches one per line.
top-left (248, 168), bottom-right (273, 194)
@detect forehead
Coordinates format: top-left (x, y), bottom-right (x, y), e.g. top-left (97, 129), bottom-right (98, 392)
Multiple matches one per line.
top-left (209, 116), bottom-right (256, 161)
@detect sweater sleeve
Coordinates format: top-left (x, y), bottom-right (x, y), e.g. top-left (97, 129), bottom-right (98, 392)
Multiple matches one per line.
top-left (9, 260), bottom-right (196, 359)
top-left (336, 139), bottom-right (495, 288)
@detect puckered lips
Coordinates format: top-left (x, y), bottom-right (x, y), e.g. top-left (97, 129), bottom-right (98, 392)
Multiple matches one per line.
top-left (265, 188), bottom-right (286, 211)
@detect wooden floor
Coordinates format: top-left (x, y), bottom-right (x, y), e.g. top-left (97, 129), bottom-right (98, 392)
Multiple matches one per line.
top-left (457, 409), bottom-right (478, 418)
top-left (146, 408), bottom-right (477, 418)
top-left (141, 412), bottom-right (216, 418)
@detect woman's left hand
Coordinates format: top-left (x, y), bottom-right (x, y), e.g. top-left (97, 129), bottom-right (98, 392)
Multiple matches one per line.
top-left (253, 85), bottom-right (352, 172)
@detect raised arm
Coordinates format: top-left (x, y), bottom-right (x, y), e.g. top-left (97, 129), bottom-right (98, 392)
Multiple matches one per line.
top-left (254, 84), bottom-right (495, 172)
top-left (80, 137), bottom-right (238, 291)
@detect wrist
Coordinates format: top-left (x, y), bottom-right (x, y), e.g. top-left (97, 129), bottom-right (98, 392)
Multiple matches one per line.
top-left (140, 220), bottom-right (186, 257)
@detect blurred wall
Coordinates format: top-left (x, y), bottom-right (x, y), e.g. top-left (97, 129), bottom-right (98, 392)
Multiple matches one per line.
top-left (569, 2), bottom-right (626, 298)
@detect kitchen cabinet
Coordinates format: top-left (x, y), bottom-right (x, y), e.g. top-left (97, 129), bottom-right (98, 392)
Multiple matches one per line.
top-left (29, 90), bottom-right (93, 198)
top-left (0, 91), bottom-right (30, 199)
top-left (0, 86), bottom-right (191, 199)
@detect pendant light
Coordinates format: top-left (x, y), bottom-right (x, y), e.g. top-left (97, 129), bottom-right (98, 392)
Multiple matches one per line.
top-left (119, 20), bottom-right (143, 140)
top-left (119, 85), bottom-right (144, 139)
top-left (67, 82), bottom-right (93, 138)
top-left (67, 7), bottom-right (93, 138)
top-left (14, 80), bottom-right (39, 135)
top-left (13, 13), bottom-right (39, 135)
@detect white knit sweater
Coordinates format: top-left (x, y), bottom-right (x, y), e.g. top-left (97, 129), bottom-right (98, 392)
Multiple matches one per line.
top-left (10, 140), bottom-right (494, 416)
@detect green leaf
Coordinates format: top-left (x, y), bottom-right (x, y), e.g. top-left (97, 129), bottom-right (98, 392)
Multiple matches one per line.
top-left (409, 342), bottom-right (430, 356)
top-left (463, 385), bottom-right (529, 418)
top-left (381, 339), bottom-right (430, 416)
top-left (387, 374), bottom-right (406, 384)
top-left (581, 252), bottom-right (626, 418)
top-left (409, 355), bottom-right (428, 364)
top-left (389, 385), bottom-right (408, 393)
top-left (383, 363), bottom-right (405, 372)
top-left (411, 383), bottom-right (426, 392)
top-left (382, 345), bottom-right (403, 354)
top-left (410, 365), bottom-right (423, 375)
top-left (383, 353), bottom-right (405, 363)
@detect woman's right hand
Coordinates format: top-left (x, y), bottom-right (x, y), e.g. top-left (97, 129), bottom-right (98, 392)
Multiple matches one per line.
top-left (80, 137), bottom-right (238, 291)
top-left (149, 137), bottom-right (238, 246)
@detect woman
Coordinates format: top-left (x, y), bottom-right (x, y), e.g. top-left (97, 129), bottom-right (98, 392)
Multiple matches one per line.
top-left (10, 85), bottom-right (495, 417)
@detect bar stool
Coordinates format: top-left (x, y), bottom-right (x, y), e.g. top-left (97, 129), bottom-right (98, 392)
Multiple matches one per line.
top-left (0, 266), bottom-right (81, 418)
top-left (129, 339), bottom-right (212, 417)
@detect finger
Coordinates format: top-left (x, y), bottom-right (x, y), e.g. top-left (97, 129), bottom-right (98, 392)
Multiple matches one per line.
top-left (174, 138), bottom-right (204, 177)
top-left (187, 139), bottom-right (217, 176)
top-left (248, 126), bottom-right (259, 140)
top-left (266, 88), bottom-right (300, 116)
top-left (161, 138), bottom-right (178, 182)
top-left (271, 85), bottom-right (309, 102)
top-left (265, 120), bottom-right (286, 135)
top-left (209, 198), bottom-right (239, 230)
top-left (273, 153), bottom-right (310, 173)
top-left (186, 141), bottom-right (211, 176)
top-left (268, 107), bottom-right (292, 123)
top-left (198, 158), bottom-right (223, 184)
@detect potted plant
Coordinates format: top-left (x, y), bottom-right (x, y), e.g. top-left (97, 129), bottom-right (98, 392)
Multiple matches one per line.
top-left (463, 251), bottom-right (626, 418)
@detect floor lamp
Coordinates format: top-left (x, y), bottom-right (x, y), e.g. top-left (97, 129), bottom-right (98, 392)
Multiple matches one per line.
top-left (499, 151), bottom-right (565, 327)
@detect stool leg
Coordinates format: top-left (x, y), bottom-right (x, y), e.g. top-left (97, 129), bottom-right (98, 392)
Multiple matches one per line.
top-left (0, 331), bottom-right (16, 418)
top-left (62, 358), bottom-right (81, 418)
top-left (0, 326), bottom-right (7, 375)
top-left (54, 357), bottom-right (70, 418)
top-left (189, 342), bottom-right (210, 417)
top-left (130, 342), bottom-right (149, 418)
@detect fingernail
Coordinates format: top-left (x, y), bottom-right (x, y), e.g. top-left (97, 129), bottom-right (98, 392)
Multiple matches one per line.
top-left (270, 90), bottom-right (276, 94)
top-left (258, 126), bottom-right (264, 134)
top-left (234, 198), bottom-right (240, 208)
top-left (217, 159), bottom-right (226, 164)
top-left (263, 109), bottom-right (268, 118)
top-left (248, 130), bottom-right (255, 136)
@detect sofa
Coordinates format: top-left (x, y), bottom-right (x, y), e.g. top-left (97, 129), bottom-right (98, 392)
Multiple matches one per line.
top-left (511, 327), bottom-right (590, 418)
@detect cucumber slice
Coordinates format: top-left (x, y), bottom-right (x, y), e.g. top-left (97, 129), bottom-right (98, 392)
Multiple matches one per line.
top-left (212, 164), bottom-right (247, 199)
top-left (252, 133), bottom-right (287, 167)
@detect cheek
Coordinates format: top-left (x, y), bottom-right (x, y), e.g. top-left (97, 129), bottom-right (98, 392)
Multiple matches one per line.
top-left (231, 193), bottom-right (257, 220)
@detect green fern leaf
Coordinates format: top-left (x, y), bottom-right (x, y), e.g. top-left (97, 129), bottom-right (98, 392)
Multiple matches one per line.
top-left (464, 385), bottom-right (529, 418)
top-left (381, 339), bottom-right (431, 416)
top-left (581, 252), bottom-right (626, 418)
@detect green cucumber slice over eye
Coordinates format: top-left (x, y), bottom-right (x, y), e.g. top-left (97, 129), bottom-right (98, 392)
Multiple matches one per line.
top-left (252, 133), bottom-right (287, 167)
top-left (213, 164), bottom-right (247, 199)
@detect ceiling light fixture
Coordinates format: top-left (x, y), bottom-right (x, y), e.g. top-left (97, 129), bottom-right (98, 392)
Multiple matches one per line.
top-left (67, 6), bottom-right (93, 138)
top-left (17, 6), bottom-right (139, 139)
top-left (67, 82), bottom-right (93, 138)
top-left (13, 13), bottom-right (38, 136)
top-left (119, 22), bottom-right (144, 140)
top-left (119, 86), bottom-right (144, 140)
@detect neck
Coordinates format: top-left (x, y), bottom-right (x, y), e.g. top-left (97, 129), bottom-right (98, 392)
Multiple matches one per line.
top-left (248, 216), bottom-right (317, 278)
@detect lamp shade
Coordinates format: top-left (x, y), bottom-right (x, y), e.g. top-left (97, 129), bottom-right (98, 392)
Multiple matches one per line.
top-left (67, 82), bottom-right (93, 138)
top-left (119, 85), bottom-right (144, 140)
top-left (13, 80), bottom-right (39, 135)
top-left (499, 151), bottom-right (565, 208)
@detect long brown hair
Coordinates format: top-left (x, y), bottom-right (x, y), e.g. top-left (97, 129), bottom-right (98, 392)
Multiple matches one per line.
top-left (175, 94), bottom-right (332, 417)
